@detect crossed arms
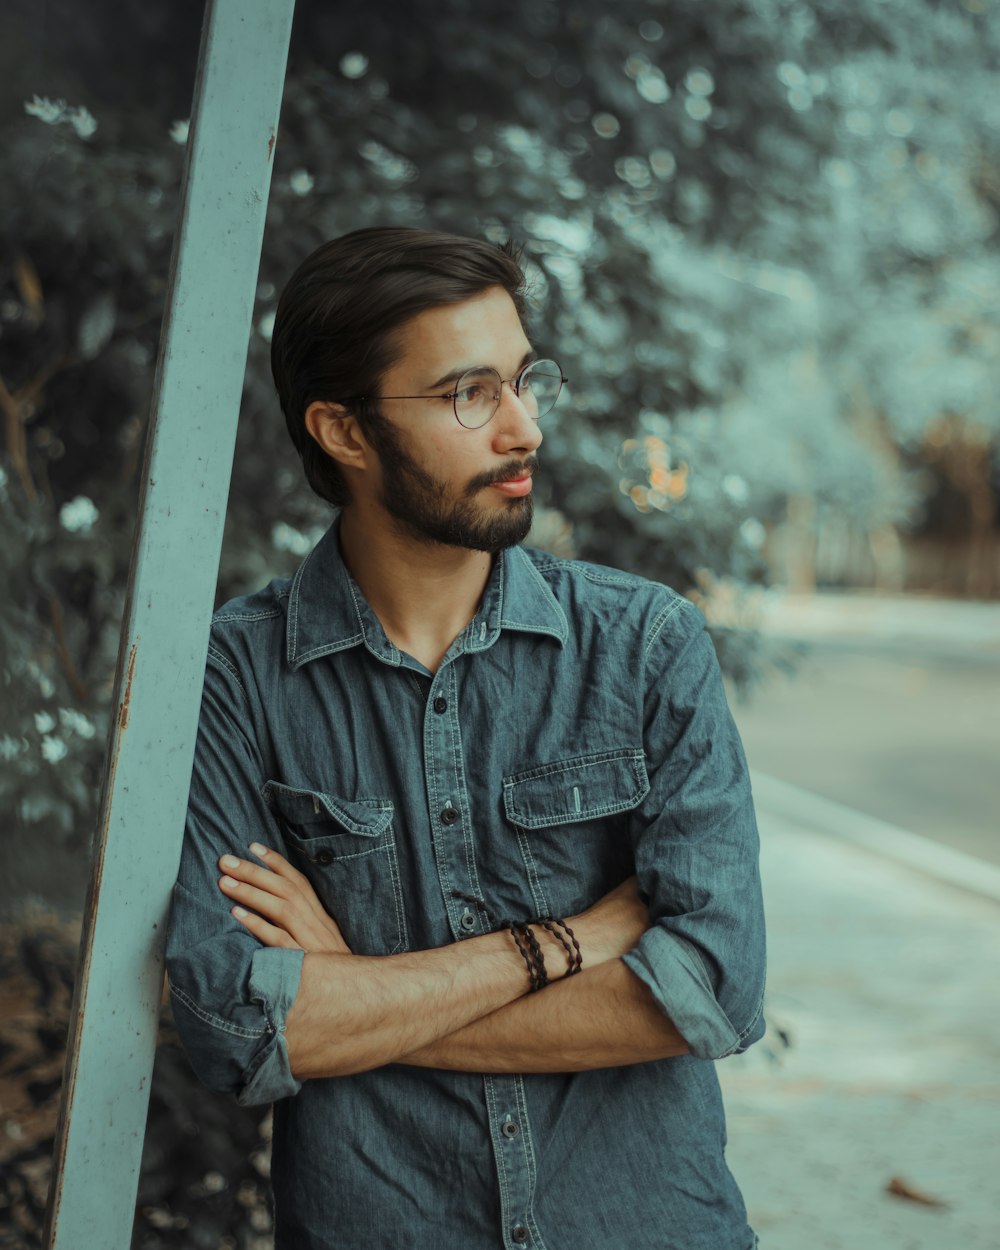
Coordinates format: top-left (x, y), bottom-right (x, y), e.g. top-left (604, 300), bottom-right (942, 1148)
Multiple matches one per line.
top-left (215, 843), bottom-right (689, 1079)
top-left (167, 607), bottom-right (765, 1100)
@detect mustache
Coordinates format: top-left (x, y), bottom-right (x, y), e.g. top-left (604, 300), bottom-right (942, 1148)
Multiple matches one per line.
top-left (464, 459), bottom-right (537, 497)
top-left (465, 456), bottom-right (539, 497)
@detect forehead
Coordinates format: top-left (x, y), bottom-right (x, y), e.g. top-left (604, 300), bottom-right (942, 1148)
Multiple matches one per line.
top-left (387, 286), bottom-right (531, 384)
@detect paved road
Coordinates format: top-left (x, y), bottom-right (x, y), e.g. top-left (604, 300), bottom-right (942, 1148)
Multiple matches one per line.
top-left (719, 811), bottom-right (1000, 1250)
top-left (726, 594), bottom-right (1000, 866)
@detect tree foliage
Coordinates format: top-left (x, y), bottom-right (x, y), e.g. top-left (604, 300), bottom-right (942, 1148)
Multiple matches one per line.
top-left (1, 0), bottom-right (998, 907)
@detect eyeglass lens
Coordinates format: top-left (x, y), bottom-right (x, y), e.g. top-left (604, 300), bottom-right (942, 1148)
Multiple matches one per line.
top-left (453, 359), bottom-right (564, 428)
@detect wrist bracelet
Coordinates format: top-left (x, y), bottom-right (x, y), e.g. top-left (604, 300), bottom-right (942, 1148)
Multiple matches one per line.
top-left (506, 922), bottom-right (547, 991)
top-left (515, 922), bottom-right (548, 991)
top-left (537, 917), bottom-right (583, 976)
top-left (450, 891), bottom-right (580, 991)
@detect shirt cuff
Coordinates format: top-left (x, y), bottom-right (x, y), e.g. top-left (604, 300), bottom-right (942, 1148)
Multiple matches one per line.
top-left (622, 925), bottom-right (743, 1060)
top-left (238, 945), bottom-right (305, 1105)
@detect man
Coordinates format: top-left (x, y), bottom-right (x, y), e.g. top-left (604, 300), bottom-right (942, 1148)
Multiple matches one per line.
top-left (166, 227), bottom-right (766, 1250)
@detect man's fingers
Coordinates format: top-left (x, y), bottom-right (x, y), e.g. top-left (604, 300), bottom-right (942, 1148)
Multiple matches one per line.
top-left (245, 845), bottom-right (332, 922)
top-left (228, 888), bottom-right (344, 955)
top-left (219, 874), bottom-right (297, 922)
top-left (218, 851), bottom-right (316, 902)
top-left (217, 848), bottom-right (348, 953)
top-left (219, 853), bottom-right (287, 891)
top-left (231, 905), bottom-right (302, 950)
top-left (247, 842), bottom-right (310, 885)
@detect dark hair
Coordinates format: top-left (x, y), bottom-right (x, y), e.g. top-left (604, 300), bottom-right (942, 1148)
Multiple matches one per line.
top-left (270, 227), bottom-right (528, 506)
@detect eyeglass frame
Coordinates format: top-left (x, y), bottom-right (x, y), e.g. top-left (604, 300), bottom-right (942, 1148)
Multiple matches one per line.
top-left (341, 357), bottom-right (568, 428)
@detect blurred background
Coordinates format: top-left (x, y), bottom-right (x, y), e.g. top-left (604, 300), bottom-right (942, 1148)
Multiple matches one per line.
top-left (0, 1), bottom-right (997, 1247)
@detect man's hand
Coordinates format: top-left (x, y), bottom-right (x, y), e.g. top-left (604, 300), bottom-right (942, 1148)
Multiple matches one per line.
top-left (215, 854), bottom-right (679, 1077)
top-left (219, 845), bottom-right (646, 970)
top-left (218, 844), bottom-right (350, 955)
top-left (573, 877), bottom-right (649, 964)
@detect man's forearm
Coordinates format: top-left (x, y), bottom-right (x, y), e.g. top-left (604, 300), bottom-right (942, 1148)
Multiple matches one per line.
top-left (286, 930), bottom-right (540, 1078)
top-left (215, 850), bottom-right (653, 1079)
top-left (400, 955), bottom-right (689, 1073)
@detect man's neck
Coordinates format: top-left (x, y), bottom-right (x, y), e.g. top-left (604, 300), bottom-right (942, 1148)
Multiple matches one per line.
top-left (337, 505), bottom-right (495, 673)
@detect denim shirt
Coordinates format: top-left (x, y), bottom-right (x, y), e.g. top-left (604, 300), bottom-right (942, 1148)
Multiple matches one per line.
top-left (166, 520), bottom-right (766, 1250)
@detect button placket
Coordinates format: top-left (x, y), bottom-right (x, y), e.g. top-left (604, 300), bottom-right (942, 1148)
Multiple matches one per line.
top-left (423, 665), bottom-right (549, 1248)
top-left (486, 1074), bottom-right (548, 1250)
top-left (423, 665), bottom-right (487, 946)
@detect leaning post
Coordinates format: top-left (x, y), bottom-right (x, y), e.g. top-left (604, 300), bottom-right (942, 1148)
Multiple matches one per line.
top-left (43, 0), bottom-right (296, 1244)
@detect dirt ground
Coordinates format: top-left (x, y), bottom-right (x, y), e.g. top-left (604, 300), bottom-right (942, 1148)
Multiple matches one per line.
top-left (0, 914), bottom-right (274, 1250)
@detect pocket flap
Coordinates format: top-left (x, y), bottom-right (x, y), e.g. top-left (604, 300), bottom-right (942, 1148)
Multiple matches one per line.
top-left (262, 781), bottom-right (393, 838)
top-left (503, 749), bottom-right (649, 829)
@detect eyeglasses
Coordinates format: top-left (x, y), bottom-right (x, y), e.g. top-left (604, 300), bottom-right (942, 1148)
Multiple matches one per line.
top-left (355, 358), bottom-right (568, 429)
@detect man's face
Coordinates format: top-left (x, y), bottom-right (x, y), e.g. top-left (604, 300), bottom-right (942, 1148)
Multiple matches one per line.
top-left (363, 286), bottom-right (544, 555)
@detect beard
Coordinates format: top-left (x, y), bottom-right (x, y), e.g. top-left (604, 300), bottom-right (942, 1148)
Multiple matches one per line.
top-left (365, 414), bottom-right (536, 555)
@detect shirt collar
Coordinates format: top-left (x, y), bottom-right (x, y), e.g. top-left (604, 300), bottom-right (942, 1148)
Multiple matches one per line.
top-left (286, 517), bottom-right (568, 671)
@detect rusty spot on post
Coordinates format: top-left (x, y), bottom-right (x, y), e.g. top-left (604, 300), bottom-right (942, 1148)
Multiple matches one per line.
top-left (118, 642), bottom-right (139, 730)
top-left (267, 129), bottom-right (275, 159)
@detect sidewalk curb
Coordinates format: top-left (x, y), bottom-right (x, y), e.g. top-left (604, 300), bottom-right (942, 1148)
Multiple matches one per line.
top-left (751, 771), bottom-right (1000, 907)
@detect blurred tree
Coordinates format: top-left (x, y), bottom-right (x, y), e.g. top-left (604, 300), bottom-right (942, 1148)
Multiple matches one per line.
top-left (1, 0), bottom-right (998, 908)
top-left (813, 10), bottom-right (1000, 594)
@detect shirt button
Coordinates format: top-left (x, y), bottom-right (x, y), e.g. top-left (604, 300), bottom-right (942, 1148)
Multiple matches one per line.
top-left (314, 849), bottom-right (334, 866)
top-left (501, 1119), bottom-right (520, 1138)
top-left (511, 1226), bottom-right (529, 1244)
top-left (460, 910), bottom-right (477, 932)
top-left (433, 696), bottom-right (447, 713)
top-left (440, 806), bottom-right (459, 825)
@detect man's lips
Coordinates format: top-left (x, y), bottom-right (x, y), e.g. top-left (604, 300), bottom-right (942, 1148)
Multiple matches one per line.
top-left (466, 457), bottom-right (538, 498)
top-left (490, 475), bottom-right (533, 497)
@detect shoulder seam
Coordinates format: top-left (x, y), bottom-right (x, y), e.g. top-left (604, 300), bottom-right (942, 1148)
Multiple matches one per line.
top-left (207, 643), bottom-right (250, 702)
top-left (529, 556), bottom-right (645, 587)
top-left (213, 607), bottom-right (283, 624)
top-left (643, 597), bottom-right (692, 660)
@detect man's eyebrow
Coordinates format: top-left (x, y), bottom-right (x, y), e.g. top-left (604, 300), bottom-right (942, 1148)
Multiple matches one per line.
top-left (424, 349), bottom-right (538, 392)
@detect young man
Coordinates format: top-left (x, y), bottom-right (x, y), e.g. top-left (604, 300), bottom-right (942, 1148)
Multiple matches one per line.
top-left (166, 227), bottom-right (766, 1250)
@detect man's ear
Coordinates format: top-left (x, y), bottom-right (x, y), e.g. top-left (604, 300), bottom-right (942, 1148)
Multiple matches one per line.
top-left (304, 401), bottom-right (372, 474)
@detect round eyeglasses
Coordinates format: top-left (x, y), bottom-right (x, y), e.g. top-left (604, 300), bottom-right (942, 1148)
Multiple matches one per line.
top-left (359, 358), bottom-right (568, 429)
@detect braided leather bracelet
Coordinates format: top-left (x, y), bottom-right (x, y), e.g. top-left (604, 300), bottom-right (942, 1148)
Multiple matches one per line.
top-left (451, 892), bottom-right (583, 990)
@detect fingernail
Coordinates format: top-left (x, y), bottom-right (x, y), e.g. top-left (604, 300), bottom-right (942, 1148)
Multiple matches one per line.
top-left (249, 843), bottom-right (267, 857)
top-left (221, 855), bottom-right (240, 870)
top-left (220, 875), bottom-right (238, 887)
top-left (232, 906), bottom-right (247, 918)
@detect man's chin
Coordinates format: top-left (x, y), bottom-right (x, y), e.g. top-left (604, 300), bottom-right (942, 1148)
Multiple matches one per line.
top-left (467, 498), bottom-right (534, 553)
top-left (447, 521), bottom-right (533, 556)
top-left (421, 500), bottom-right (533, 555)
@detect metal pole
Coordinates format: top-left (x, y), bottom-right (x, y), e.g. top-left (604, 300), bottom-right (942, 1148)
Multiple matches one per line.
top-left (44, 0), bottom-right (296, 1243)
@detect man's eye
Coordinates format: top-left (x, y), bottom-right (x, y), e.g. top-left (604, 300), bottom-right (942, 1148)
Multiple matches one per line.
top-left (455, 385), bottom-right (484, 404)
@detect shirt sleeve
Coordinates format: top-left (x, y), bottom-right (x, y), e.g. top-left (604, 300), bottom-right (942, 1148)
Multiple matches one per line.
top-left (621, 598), bottom-right (767, 1060)
top-left (166, 642), bottom-right (304, 1105)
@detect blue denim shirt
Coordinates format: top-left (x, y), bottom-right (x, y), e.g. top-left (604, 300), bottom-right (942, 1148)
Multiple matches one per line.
top-left (167, 519), bottom-right (765, 1250)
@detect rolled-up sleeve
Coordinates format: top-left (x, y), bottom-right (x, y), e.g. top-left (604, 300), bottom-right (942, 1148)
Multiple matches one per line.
top-left (166, 645), bottom-right (304, 1104)
top-left (622, 599), bottom-right (766, 1060)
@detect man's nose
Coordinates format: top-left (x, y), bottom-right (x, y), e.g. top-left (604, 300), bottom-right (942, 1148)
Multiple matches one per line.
top-left (491, 383), bottom-right (543, 453)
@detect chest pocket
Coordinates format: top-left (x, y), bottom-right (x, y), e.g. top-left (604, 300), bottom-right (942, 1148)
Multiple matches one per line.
top-left (502, 748), bottom-right (649, 917)
top-left (262, 781), bottom-right (408, 956)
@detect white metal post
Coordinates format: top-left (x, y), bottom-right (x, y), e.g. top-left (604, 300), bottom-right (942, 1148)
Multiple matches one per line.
top-left (44, 1), bottom-right (296, 1244)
